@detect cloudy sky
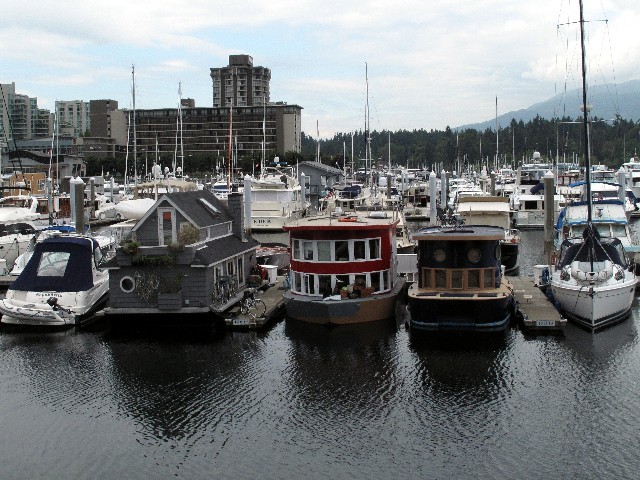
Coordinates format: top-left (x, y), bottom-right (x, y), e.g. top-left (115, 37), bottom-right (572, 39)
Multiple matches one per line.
top-left (2, 0), bottom-right (638, 138)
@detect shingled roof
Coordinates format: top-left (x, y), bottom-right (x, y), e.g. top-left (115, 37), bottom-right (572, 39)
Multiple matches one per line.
top-left (135, 189), bottom-right (233, 229)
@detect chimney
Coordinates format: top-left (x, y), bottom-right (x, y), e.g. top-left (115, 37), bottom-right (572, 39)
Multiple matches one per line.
top-left (227, 192), bottom-right (246, 241)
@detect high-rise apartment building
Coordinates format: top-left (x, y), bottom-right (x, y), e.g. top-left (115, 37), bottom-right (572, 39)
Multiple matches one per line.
top-left (1, 82), bottom-right (52, 142)
top-left (210, 55), bottom-right (271, 107)
top-left (56, 100), bottom-right (90, 137)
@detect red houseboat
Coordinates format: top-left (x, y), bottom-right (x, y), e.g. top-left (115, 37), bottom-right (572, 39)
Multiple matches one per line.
top-left (282, 211), bottom-right (406, 325)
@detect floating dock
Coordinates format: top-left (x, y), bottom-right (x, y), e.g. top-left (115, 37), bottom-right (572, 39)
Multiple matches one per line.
top-left (510, 276), bottom-right (566, 333)
top-left (225, 276), bottom-right (286, 330)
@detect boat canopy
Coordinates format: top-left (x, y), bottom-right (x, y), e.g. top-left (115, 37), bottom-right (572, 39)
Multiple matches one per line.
top-left (11, 237), bottom-right (97, 292)
top-left (557, 231), bottom-right (627, 269)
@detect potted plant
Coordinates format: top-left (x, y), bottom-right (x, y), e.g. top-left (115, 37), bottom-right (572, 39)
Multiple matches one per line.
top-left (340, 286), bottom-right (349, 299)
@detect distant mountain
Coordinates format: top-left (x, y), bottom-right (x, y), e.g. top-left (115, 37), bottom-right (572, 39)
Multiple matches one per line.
top-left (458, 79), bottom-right (640, 131)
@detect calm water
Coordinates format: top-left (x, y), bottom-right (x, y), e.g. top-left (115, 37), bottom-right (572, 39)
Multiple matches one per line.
top-left (1, 229), bottom-right (640, 479)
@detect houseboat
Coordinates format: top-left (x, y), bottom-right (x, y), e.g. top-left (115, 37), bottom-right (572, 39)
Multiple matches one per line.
top-left (407, 225), bottom-right (513, 331)
top-left (105, 190), bottom-right (259, 317)
top-left (282, 211), bottom-right (406, 325)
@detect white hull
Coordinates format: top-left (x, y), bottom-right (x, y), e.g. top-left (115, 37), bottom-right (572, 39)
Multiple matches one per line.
top-left (114, 198), bottom-right (156, 220)
top-left (551, 275), bottom-right (636, 330)
top-left (0, 280), bottom-right (109, 327)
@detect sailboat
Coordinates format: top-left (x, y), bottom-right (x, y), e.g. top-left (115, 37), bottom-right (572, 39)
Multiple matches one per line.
top-left (549, 0), bottom-right (637, 330)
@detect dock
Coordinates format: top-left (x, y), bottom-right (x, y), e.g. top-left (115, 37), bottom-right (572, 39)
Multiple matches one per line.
top-left (509, 276), bottom-right (566, 333)
top-left (224, 276), bottom-right (287, 330)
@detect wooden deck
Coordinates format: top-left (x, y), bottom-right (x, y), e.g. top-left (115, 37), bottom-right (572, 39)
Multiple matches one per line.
top-left (509, 276), bottom-right (566, 334)
top-left (224, 276), bottom-right (287, 330)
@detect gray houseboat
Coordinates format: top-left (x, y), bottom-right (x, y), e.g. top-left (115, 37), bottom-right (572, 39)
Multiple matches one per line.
top-left (105, 190), bottom-right (259, 318)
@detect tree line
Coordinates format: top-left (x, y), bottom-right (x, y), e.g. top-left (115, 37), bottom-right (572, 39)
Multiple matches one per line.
top-left (300, 115), bottom-right (640, 172)
top-left (85, 115), bottom-right (640, 178)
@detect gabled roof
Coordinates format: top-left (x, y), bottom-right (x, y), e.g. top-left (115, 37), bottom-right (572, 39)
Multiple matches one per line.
top-left (133, 189), bottom-right (233, 230)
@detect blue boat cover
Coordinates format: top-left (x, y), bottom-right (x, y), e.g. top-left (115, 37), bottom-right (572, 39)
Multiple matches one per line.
top-left (11, 237), bottom-right (96, 292)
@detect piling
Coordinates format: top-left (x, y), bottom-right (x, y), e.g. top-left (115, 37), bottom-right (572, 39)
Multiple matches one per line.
top-left (70, 176), bottom-right (86, 233)
top-left (429, 171), bottom-right (437, 225)
top-left (543, 170), bottom-right (555, 264)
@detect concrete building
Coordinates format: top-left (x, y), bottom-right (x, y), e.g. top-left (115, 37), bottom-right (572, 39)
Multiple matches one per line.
top-left (210, 55), bottom-right (271, 108)
top-left (0, 83), bottom-right (53, 142)
top-left (130, 102), bottom-right (302, 162)
top-left (56, 100), bottom-right (90, 137)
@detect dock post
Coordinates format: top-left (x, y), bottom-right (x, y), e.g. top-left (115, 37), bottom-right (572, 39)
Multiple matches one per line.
top-left (440, 170), bottom-right (447, 207)
top-left (89, 177), bottom-right (96, 219)
top-left (543, 170), bottom-right (555, 264)
top-left (244, 175), bottom-right (252, 235)
top-left (70, 176), bottom-right (86, 233)
top-left (617, 167), bottom-right (627, 204)
top-left (490, 171), bottom-right (496, 195)
top-left (429, 171), bottom-right (437, 226)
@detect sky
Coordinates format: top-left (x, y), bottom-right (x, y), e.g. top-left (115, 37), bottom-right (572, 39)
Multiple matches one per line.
top-left (2, 0), bottom-right (639, 139)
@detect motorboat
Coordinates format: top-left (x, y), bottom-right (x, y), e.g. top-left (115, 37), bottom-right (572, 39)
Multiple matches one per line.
top-left (248, 166), bottom-right (309, 231)
top-left (0, 221), bottom-right (39, 274)
top-left (0, 235), bottom-right (110, 327)
top-left (456, 196), bottom-right (520, 275)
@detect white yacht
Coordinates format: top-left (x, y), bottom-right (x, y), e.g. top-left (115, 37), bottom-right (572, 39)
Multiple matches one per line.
top-left (248, 166), bottom-right (309, 231)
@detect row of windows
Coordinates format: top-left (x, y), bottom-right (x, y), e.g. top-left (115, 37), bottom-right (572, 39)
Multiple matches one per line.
top-left (291, 270), bottom-right (391, 296)
top-left (421, 267), bottom-right (496, 290)
top-left (292, 238), bottom-right (381, 262)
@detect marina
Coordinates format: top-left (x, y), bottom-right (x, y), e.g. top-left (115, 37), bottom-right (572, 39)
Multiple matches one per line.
top-left (0, 224), bottom-right (639, 478)
top-left (2, 1), bottom-right (640, 474)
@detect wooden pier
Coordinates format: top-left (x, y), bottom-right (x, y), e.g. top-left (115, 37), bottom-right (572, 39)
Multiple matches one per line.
top-left (509, 276), bottom-right (566, 334)
top-left (225, 276), bottom-right (286, 330)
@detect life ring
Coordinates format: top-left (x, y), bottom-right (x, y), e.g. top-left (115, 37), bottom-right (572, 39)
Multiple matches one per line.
top-left (338, 216), bottom-right (358, 222)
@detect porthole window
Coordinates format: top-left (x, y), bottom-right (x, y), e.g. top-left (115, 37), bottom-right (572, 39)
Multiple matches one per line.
top-left (433, 248), bottom-right (446, 262)
top-left (120, 276), bottom-right (135, 293)
top-left (467, 247), bottom-right (482, 263)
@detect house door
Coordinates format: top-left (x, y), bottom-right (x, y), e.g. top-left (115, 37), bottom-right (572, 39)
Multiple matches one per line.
top-left (158, 208), bottom-right (176, 246)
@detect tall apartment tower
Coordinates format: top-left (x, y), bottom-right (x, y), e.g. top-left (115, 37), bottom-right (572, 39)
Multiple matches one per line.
top-left (210, 55), bottom-right (271, 107)
top-left (56, 100), bottom-right (90, 137)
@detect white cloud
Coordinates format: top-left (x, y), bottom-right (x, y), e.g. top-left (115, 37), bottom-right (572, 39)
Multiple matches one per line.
top-left (2, 0), bottom-right (639, 136)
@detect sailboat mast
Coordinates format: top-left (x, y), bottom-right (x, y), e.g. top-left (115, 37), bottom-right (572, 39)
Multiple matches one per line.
top-left (579, 0), bottom-right (592, 226)
top-left (227, 100), bottom-right (232, 190)
top-left (132, 65), bottom-right (137, 187)
top-left (365, 62), bottom-right (370, 185)
top-left (179, 82), bottom-right (184, 178)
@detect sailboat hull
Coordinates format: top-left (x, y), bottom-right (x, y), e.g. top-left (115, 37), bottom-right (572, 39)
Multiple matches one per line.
top-left (551, 278), bottom-right (636, 330)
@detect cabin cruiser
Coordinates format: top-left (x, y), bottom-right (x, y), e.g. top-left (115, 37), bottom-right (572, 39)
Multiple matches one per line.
top-left (456, 196), bottom-right (520, 275)
top-left (0, 235), bottom-right (110, 327)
